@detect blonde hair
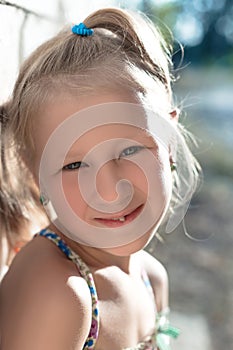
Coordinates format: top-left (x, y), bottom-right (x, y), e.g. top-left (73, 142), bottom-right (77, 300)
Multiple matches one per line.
top-left (0, 7), bottom-right (200, 271)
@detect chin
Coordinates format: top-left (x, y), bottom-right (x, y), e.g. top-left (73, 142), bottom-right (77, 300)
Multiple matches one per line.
top-left (104, 231), bottom-right (154, 257)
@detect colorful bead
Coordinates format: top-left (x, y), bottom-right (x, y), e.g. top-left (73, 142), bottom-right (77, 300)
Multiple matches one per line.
top-left (36, 229), bottom-right (99, 349)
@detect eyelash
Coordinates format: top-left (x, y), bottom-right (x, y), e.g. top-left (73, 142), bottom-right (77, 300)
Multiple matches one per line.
top-left (119, 145), bottom-right (145, 158)
top-left (62, 161), bottom-right (87, 171)
top-left (62, 145), bottom-right (145, 171)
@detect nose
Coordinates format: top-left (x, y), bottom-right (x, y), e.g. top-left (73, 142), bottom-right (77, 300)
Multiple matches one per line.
top-left (96, 160), bottom-right (121, 202)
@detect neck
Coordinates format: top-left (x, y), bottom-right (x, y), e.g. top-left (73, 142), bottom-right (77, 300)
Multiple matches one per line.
top-left (47, 223), bottom-right (132, 273)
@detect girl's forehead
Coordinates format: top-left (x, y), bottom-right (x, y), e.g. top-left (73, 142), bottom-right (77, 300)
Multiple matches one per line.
top-left (37, 90), bottom-right (138, 129)
top-left (34, 90), bottom-right (147, 155)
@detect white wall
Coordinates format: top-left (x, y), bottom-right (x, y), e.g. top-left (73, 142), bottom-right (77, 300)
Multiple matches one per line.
top-left (1, 0), bottom-right (137, 103)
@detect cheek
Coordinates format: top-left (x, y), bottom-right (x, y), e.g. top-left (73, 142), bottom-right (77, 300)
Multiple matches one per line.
top-left (120, 160), bottom-right (148, 194)
top-left (153, 146), bottom-right (172, 198)
top-left (62, 173), bottom-right (87, 218)
top-left (125, 148), bottom-right (172, 204)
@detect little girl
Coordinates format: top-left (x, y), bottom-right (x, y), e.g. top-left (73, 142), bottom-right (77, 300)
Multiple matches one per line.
top-left (0, 7), bottom-right (200, 350)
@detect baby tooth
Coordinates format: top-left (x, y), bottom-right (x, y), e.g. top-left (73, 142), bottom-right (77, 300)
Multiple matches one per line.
top-left (111, 216), bottom-right (125, 221)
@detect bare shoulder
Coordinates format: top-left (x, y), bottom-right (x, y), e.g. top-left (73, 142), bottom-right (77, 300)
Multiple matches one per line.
top-left (136, 250), bottom-right (169, 311)
top-left (0, 237), bottom-right (92, 350)
top-left (137, 250), bottom-right (169, 285)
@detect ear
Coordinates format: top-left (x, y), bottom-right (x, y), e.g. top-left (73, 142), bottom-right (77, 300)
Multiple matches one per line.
top-left (169, 108), bottom-right (180, 122)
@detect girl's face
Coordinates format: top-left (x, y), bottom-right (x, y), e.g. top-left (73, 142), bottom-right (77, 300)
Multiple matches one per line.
top-left (33, 89), bottom-right (173, 255)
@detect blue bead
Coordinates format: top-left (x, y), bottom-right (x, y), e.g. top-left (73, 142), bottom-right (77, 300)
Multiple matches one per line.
top-left (88, 339), bottom-right (94, 346)
top-left (94, 308), bottom-right (98, 316)
top-left (47, 233), bottom-right (57, 239)
top-left (89, 286), bottom-right (95, 295)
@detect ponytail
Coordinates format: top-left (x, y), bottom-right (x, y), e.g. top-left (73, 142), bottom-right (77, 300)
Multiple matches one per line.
top-left (84, 8), bottom-right (173, 95)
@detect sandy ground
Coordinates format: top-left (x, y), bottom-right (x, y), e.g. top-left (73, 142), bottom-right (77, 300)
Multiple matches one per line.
top-left (170, 312), bottom-right (211, 349)
top-left (150, 68), bottom-right (233, 349)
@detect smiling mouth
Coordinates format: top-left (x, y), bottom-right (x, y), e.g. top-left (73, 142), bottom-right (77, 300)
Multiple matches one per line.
top-left (94, 205), bottom-right (144, 227)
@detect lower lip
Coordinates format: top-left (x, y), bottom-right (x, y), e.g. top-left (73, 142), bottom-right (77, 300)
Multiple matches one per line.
top-left (95, 205), bottom-right (143, 227)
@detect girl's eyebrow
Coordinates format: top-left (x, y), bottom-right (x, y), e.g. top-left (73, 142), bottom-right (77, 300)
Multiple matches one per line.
top-left (64, 150), bottom-right (83, 161)
top-left (63, 129), bottom-right (151, 160)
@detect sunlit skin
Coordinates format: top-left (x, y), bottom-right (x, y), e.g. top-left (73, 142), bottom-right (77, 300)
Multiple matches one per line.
top-left (32, 89), bottom-right (172, 264)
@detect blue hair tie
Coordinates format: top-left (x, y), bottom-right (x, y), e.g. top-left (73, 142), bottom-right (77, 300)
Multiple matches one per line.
top-left (71, 23), bottom-right (94, 36)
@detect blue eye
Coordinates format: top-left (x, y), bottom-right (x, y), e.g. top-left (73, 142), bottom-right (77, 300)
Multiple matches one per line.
top-left (62, 161), bottom-right (87, 171)
top-left (120, 145), bottom-right (145, 157)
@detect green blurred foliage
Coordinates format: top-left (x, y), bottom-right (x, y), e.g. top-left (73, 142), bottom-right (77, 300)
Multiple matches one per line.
top-left (139, 0), bottom-right (233, 67)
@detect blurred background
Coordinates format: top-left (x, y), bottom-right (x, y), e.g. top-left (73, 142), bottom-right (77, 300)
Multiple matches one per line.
top-left (0, 0), bottom-right (232, 349)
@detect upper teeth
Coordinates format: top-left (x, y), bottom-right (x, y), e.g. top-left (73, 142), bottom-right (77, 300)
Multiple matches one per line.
top-left (112, 216), bottom-right (125, 222)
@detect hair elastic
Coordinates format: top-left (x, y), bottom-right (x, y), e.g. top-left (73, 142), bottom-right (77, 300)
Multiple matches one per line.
top-left (71, 23), bottom-right (94, 36)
